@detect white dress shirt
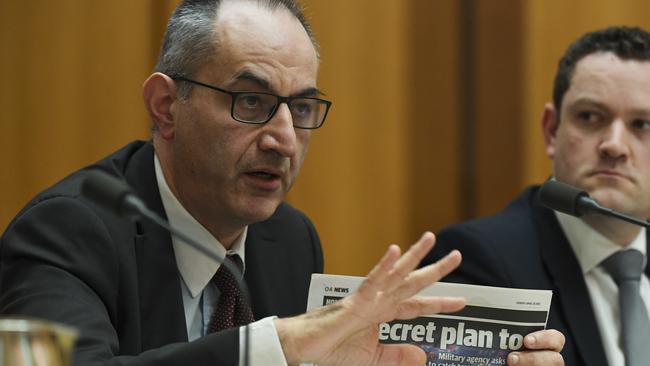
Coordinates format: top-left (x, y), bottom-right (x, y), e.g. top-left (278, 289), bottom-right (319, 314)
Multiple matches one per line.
top-left (555, 211), bottom-right (650, 366)
top-left (154, 155), bottom-right (288, 366)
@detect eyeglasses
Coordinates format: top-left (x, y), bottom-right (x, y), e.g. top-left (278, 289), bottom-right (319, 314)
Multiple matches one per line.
top-left (173, 76), bottom-right (332, 129)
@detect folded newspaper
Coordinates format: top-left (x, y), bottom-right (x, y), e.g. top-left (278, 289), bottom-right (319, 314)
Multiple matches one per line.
top-left (305, 274), bottom-right (552, 366)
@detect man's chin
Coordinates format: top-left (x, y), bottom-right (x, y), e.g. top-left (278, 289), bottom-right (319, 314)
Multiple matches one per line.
top-left (589, 188), bottom-right (635, 214)
top-left (238, 197), bottom-right (283, 223)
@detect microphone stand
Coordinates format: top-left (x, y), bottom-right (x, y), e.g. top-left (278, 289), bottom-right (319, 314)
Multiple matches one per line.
top-left (540, 178), bottom-right (650, 228)
top-left (581, 197), bottom-right (650, 228)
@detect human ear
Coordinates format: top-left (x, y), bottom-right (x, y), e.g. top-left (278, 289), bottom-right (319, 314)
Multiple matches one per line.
top-left (142, 72), bottom-right (177, 140)
top-left (541, 103), bottom-right (559, 159)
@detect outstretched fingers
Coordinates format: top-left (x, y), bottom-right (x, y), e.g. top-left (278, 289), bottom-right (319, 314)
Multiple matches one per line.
top-left (391, 232), bottom-right (437, 276)
top-left (361, 231), bottom-right (436, 297)
top-left (377, 232), bottom-right (437, 293)
top-left (392, 249), bottom-right (462, 301)
top-left (393, 295), bottom-right (466, 320)
top-left (353, 233), bottom-right (465, 325)
top-left (361, 244), bottom-right (403, 296)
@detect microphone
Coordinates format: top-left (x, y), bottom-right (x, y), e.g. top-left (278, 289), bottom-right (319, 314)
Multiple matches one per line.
top-left (82, 169), bottom-right (149, 218)
top-left (81, 169), bottom-right (252, 365)
top-left (539, 178), bottom-right (650, 228)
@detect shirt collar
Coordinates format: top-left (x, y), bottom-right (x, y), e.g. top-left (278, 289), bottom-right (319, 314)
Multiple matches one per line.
top-left (154, 155), bottom-right (247, 298)
top-left (555, 211), bottom-right (646, 275)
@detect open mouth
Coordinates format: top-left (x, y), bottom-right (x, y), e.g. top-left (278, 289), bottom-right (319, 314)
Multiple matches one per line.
top-left (248, 171), bottom-right (279, 180)
top-left (244, 170), bottom-right (283, 191)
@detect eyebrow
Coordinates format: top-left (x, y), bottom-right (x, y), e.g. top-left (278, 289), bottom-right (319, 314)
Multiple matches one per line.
top-left (570, 97), bottom-right (650, 117)
top-left (571, 97), bottom-right (607, 108)
top-left (569, 97), bottom-right (609, 111)
top-left (232, 70), bottom-right (325, 97)
top-left (233, 71), bottom-right (270, 90)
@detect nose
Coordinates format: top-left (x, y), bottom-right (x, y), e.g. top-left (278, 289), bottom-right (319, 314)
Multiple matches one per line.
top-left (598, 119), bottom-right (630, 160)
top-left (258, 103), bottom-right (298, 158)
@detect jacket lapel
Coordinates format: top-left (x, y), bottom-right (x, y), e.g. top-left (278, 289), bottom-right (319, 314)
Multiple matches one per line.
top-left (244, 224), bottom-right (280, 319)
top-left (534, 198), bottom-right (608, 366)
top-left (125, 142), bottom-right (188, 349)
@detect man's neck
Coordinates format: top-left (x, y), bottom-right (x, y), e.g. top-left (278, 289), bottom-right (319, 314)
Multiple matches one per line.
top-left (217, 229), bottom-right (242, 250)
top-left (583, 215), bottom-right (643, 246)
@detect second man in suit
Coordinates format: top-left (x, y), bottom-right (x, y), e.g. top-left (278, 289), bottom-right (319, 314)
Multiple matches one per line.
top-left (422, 26), bottom-right (650, 366)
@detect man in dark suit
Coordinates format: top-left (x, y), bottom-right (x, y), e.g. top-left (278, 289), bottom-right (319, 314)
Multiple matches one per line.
top-left (0, 0), bottom-right (564, 365)
top-left (422, 26), bottom-right (650, 366)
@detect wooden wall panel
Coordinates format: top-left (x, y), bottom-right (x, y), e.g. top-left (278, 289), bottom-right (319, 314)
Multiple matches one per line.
top-left (473, 0), bottom-right (524, 217)
top-left (406, 1), bottom-right (461, 237)
top-left (0, 1), bottom-right (155, 230)
top-left (290, 0), bottom-right (412, 275)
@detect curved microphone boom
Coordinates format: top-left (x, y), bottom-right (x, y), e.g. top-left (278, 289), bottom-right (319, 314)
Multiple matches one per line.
top-left (81, 169), bottom-right (252, 366)
top-left (539, 178), bottom-right (650, 228)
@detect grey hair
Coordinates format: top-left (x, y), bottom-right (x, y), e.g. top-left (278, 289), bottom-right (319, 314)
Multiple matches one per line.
top-left (154, 0), bottom-right (319, 100)
top-left (155, 1), bottom-right (221, 99)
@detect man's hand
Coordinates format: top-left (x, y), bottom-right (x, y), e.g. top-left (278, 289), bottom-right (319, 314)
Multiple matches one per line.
top-left (276, 231), bottom-right (466, 366)
top-left (507, 329), bottom-right (565, 365)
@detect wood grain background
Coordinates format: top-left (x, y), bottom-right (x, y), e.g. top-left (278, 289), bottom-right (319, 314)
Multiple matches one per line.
top-left (2, 0), bottom-right (650, 275)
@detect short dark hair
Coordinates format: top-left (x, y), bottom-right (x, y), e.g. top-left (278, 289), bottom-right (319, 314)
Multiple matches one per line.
top-left (155, 0), bottom-right (318, 99)
top-left (553, 26), bottom-right (650, 115)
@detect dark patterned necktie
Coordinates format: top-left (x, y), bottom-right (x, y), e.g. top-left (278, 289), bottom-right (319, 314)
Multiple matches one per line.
top-left (207, 254), bottom-right (254, 332)
top-left (601, 249), bottom-right (650, 366)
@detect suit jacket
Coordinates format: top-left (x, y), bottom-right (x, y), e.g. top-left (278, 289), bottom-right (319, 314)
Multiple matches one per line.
top-left (0, 140), bottom-right (324, 366)
top-left (421, 186), bottom-right (650, 366)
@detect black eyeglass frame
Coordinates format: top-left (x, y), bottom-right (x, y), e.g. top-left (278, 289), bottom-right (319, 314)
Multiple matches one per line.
top-left (172, 76), bottom-right (332, 130)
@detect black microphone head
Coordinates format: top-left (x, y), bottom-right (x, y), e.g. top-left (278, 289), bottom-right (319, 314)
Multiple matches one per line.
top-left (539, 179), bottom-right (591, 217)
top-left (81, 170), bottom-right (136, 216)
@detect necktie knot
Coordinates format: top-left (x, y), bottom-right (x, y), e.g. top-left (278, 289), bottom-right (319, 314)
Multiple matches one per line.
top-left (208, 254), bottom-right (254, 333)
top-left (602, 249), bottom-right (645, 284)
top-left (212, 254), bottom-right (244, 290)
